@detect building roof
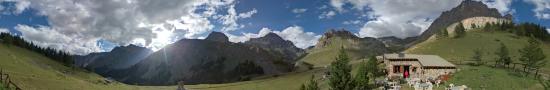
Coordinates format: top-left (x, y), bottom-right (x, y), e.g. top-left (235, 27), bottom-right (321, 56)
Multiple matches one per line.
top-left (378, 54), bottom-right (456, 67)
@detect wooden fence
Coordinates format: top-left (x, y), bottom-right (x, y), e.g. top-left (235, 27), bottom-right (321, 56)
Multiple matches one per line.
top-left (0, 69), bottom-right (22, 90)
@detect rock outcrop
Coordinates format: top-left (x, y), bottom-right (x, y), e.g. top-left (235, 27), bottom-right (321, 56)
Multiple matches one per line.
top-left (205, 32), bottom-right (230, 43)
top-left (410, 0), bottom-right (511, 47)
top-left (245, 33), bottom-right (305, 62)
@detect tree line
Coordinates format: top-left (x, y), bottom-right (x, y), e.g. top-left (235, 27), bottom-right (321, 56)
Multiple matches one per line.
top-left (0, 32), bottom-right (73, 67)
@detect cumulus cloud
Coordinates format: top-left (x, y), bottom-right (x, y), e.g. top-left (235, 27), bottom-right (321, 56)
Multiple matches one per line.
top-left (0, 28), bottom-right (8, 33)
top-left (351, 0), bottom-right (462, 38)
top-left (292, 8), bottom-right (307, 13)
top-left (226, 27), bottom-right (272, 43)
top-left (525, 0), bottom-right (550, 19)
top-left (343, 20), bottom-right (362, 25)
top-left (319, 11), bottom-right (336, 19)
top-left (217, 5), bottom-right (258, 31)
top-left (476, 0), bottom-right (513, 15)
top-left (274, 26), bottom-right (321, 48)
top-left (0, 0), bottom-right (31, 14)
top-left (15, 24), bottom-right (101, 54)
top-left (3, 0), bottom-right (254, 54)
top-left (326, 0), bottom-right (513, 38)
top-left (227, 26), bottom-right (321, 49)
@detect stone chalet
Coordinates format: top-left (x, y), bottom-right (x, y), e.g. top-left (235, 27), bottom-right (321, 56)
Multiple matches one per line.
top-left (377, 53), bottom-right (457, 79)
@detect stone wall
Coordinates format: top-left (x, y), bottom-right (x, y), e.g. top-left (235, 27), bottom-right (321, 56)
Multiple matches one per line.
top-left (420, 68), bottom-right (457, 79)
top-left (385, 61), bottom-right (422, 78)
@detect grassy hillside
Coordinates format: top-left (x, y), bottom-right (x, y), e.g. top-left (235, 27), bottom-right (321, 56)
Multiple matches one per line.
top-left (301, 37), bottom-right (383, 67)
top-left (405, 30), bottom-right (548, 89)
top-left (447, 65), bottom-right (543, 90)
top-left (0, 44), bottom-right (182, 90)
top-left (407, 30), bottom-right (550, 71)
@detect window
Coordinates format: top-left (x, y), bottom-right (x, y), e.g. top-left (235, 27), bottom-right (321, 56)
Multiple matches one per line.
top-left (393, 66), bottom-right (399, 73)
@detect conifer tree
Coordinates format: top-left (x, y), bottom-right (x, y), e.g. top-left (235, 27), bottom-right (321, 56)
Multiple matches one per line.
top-left (329, 47), bottom-right (354, 90)
top-left (519, 36), bottom-right (547, 70)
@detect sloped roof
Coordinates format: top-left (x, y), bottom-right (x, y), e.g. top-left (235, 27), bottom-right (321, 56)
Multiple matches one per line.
top-left (380, 54), bottom-right (456, 67)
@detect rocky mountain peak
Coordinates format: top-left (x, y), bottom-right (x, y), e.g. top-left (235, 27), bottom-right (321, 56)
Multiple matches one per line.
top-left (111, 44), bottom-right (152, 53)
top-left (205, 32), bottom-right (229, 43)
top-left (244, 32), bottom-right (305, 61)
top-left (261, 33), bottom-right (286, 42)
top-left (322, 29), bottom-right (359, 39)
top-left (410, 0), bottom-right (507, 47)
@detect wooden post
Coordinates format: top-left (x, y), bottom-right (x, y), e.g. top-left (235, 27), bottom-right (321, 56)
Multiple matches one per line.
top-left (512, 64), bottom-right (516, 70)
top-left (523, 65), bottom-right (527, 72)
top-left (5, 74), bottom-right (9, 87)
top-left (6, 80), bottom-right (10, 89)
top-left (535, 69), bottom-right (539, 78)
top-left (495, 61), bottom-right (497, 68)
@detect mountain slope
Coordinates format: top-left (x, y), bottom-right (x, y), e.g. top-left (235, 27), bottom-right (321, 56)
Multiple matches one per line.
top-left (113, 32), bottom-right (295, 85)
top-left (244, 32), bottom-right (306, 62)
top-left (74, 45), bottom-right (153, 76)
top-left (300, 30), bottom-right (388, 67)
top-left (406, 30), bottom-right (550, 72)
top-left (0, 44), bottom-right (146, 90)
top-left (409, 0), bottom-right (510, 47)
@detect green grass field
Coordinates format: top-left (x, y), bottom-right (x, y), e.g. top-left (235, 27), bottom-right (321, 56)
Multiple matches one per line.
top-left (406, 30), bottom-right (550, 90)
top-left (407, 30), bottom-right (550, 72)
top-left (447, 65), bottom-right (544, 90)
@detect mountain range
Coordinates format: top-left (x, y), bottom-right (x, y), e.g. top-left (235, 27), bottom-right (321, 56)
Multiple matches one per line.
top-left (73, 0), bottom-right (513, 86)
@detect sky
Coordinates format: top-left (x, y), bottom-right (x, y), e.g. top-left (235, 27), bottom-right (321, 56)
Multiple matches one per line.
top-left (0, 0), bottom-right (549, 55)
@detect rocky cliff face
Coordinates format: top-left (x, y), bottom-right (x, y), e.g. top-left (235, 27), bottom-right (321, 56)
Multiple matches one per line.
top-left (410, 0), bottom-right (510, 47)
top-left (305, 29), bottom-right (388, 62)
top-left (315, 29), bottom-right (360, 48)
top-left (244, 33), bottom-right (305, 62)
top-left (110, 32), bottom-right (294, 85)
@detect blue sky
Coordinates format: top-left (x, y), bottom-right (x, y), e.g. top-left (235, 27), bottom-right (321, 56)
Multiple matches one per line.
top-left (0, 0), bottom-right (549, 55)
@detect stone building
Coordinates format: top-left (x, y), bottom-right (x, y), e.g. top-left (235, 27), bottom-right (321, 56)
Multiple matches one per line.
top-left (377, 53), bottom-right (456, 79)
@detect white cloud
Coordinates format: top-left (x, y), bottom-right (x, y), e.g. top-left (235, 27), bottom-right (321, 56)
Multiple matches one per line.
top-left (330, 0), bottom-right (346, 12)
top-left (15, 24), bottom-right (101, 54)
top-left (227, 26), bottom-right (321, 49)
top-left (476, 0), bottom-right (513, 15)
top-left (0, 0), bottom-right (31, 14)
top-left (525, 0), bottom-right (550, 19)
top-left (273, 26), bottom-right (321, 49)
top-left (343, 20), bottom-right (362, 25)
top-left (319, 11), bottom-right (336, 19)
top-left (351, 0), bottom-right (462, 38)
top-left (326, 0), bottom-right (513, 38)
top-left (5, 0), bottom-right (246, 54)
top-left (226, 27), bottom-right (272, 43)
top-left (0, 28), bottom-right (9, 33)
top-left (292, 8), bottom-right (307, 13)
top-left (218, 5), bottom-right (258, 31)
